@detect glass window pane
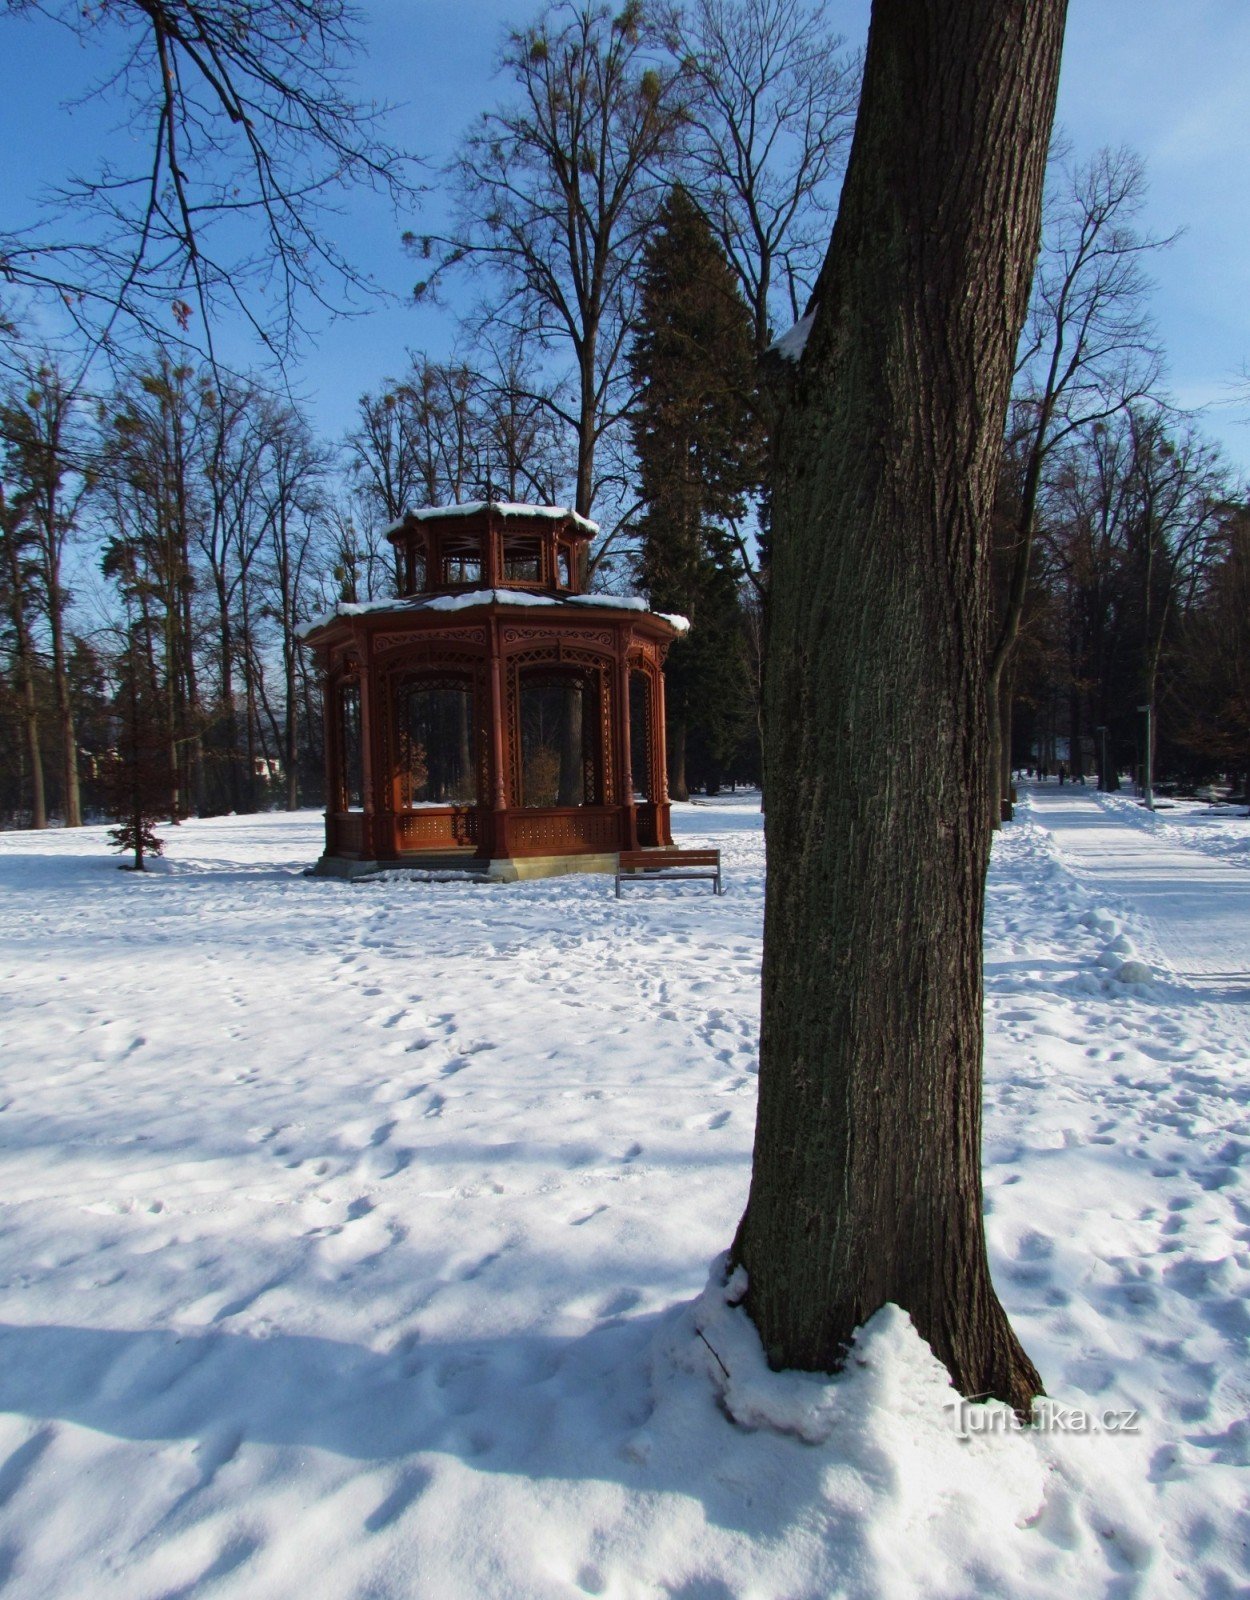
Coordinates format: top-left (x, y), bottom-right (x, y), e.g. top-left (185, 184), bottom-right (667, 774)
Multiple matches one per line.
top-left (629, 672), bottom-right (651, 800)
top-left (340, 682), bottom-right (363, 810)
top-left (442, 535), bottom-right (482, 587)
top-left (444, 554), bottom-right (482, 585)
top-left (503, 538), bottom-right (541, 584)
top-left (520, 674), bottom-right (596, 807)
top-left (397, 679), bottom-right (478, 805)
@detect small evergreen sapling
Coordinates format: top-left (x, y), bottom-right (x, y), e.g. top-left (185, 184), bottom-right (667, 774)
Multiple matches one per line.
top-left (104, 646), bottom-right (169, 871)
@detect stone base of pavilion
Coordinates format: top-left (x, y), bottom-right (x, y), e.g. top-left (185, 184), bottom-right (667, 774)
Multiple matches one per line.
top-left (310, 849), bottom-right (620, 884)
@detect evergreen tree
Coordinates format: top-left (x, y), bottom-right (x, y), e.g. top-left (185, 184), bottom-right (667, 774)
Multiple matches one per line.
top-left (627, 185), bottom-right (762, 797)
top-left (103, 632), bottom-right (169, 871)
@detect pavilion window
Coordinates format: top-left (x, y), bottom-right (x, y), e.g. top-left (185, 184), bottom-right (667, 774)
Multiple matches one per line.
top-left (629, 670), bottom-right (651, 800)
top-left (519, 669), bottom-right (600, 807)
top-left (441, 535), bottom-right (483, 587)
top-left (557, 547), bottom-right (573, 589)
top-left (339, 681), bottom-right (363, 810)
top-left (503, 535), bottom-right (542, 585)
top-left (408, 547), bottom-right (427, 592)
top-left (394, 675), bottom-right (478, 806)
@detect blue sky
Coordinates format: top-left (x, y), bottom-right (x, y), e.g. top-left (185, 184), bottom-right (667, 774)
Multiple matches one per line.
top-left (3, 0), bottom-right (1249, 476)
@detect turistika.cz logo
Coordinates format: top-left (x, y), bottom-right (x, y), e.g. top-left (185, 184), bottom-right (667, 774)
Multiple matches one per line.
top-left (948, 1398), bottom-right (1141, 1439)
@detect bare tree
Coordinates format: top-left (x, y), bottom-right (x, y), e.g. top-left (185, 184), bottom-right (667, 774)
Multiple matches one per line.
top-left (672, 0), bottom-right (860, 356)
top-left (0, 0), bottom-right (418, 361)
top-left (415, 0), bottom-right (688, 521)
top-left (1, 362), bottom-right (91, 824)
top-left (735, 0), bottom-right (1067, 1414)
top-left (990, 146), bottom-right (1168, 820)
top-left (255, 400), bottom-right (326, 809)
top-left (0, 481), bottom-right (47, 826)
top-left (99, 354), bottom-right (209, 815)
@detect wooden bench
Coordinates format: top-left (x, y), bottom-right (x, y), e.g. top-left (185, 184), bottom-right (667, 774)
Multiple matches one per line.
top-left (615, 848), bottom-right (723, 897)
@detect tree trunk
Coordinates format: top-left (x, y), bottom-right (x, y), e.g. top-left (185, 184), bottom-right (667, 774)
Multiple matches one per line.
top-left (987, 653), bottom-right (1006, 827)
top-left (735, 0), bottom-right (1066, 1416)
top-left (999, 667), bottom-right (1015, 819)
top-left (1, 496), bottom-right (47, 829)
top-left (668, 710), bottom-right (688, 803)
top-left (21, 669), bottom-right (47, 830)
top-left (48, 599), bottom-right (81, 827)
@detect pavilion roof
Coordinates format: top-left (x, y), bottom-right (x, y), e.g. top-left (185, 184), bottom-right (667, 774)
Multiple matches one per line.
top-left (298, 587), bottom-right (689, 641)
top-left (381, 502), bottom-right (599, 541)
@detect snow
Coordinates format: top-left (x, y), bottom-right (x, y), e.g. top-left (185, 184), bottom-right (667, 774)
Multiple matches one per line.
top-left (381, 503), bottom-right (600, 538)
top-left (299, 589), bottom-right (688, 637)
top-left (0, 785), bottom-right (1248, 1596)
top-left (771, 308), bottom-right (816, 363)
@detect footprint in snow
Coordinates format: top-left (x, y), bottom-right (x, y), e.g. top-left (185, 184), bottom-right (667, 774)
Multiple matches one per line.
top-left (364, 1465), bottom-right (432, 1534)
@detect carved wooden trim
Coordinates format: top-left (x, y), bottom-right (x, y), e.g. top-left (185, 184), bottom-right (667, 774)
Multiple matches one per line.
top-left (373, 626), bottom-right (486, 653)
top-left (501, 624), bottom-right (613, 651)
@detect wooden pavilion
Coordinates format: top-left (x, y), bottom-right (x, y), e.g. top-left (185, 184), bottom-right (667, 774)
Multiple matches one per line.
top-left (301, 502), bottom-right (685, 879)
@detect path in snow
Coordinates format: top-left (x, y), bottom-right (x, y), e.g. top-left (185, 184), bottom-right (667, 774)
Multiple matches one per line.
top-left (1029, 786), bottom-right (1250, 1012)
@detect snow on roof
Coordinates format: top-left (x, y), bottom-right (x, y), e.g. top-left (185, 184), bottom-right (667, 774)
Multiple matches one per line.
top-left (299, 588), bottom-right (688, 639)
top-left (382, 503), bottom-right (599, 539)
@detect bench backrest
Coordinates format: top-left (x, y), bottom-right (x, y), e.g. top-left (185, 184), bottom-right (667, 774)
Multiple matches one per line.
top-left (618, 849), bottom-right (720, 869)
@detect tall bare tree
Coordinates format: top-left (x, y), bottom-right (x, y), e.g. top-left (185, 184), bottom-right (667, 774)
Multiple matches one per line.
top-left (416, 0), bottom-right (688, 522)
top-left (990, 147), bottom-right (1167, 819)
top-left (673, 0), bottom-right (861, 356)
top-left (0, 481), bottom-right (47, 826)
top-left (1, 363), bottom-right (90, 825)
top-left (735, 0), bottom-right (1067, 1413)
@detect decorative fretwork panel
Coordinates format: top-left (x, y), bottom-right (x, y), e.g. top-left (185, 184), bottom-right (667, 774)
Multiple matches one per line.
top-left (394, 809), bottom-right (479, 850)
top-left (509, 809), bottom-right (621, 855)
top-left (501, 625), bottom-right (613, 651)
top-left (374, 627), bottom-right (486, 654)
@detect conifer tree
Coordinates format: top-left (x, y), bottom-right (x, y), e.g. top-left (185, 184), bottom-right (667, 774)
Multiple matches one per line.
top-left (104, 632), bottom-right (169, 871)
top-left (627, 185), bottom-right (762, 796)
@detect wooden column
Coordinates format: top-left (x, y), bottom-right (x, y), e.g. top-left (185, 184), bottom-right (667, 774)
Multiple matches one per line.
top-left (487, 619), bottom-right (511, 859)
top-left (654, 647), bottom-right (673, 845)
top-left (358, 631), bottom-right (387, 860)
top-left (320, 669), bottom-right (336, 855)
top-left (617, 629), bottom-right (639, 852)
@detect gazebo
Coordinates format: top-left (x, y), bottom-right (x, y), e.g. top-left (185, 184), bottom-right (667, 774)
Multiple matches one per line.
top-left (301, 502), bottom-right (686, 879)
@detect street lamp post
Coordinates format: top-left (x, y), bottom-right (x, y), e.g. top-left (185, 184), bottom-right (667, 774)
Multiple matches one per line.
top-left (1138, 703), bottom-right (1153, 809)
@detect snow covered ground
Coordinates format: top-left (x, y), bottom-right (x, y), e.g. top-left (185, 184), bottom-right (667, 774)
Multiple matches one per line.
top-left (0, 790), bottom-right (1247, 1598)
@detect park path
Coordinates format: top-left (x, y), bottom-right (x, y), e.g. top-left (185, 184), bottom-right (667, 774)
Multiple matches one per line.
top-left (1027, 786), bottom-right (1250, 1016)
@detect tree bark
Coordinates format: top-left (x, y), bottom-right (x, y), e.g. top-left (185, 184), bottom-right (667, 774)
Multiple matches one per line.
top-left (735, 0), bottom-right (1066, 1416)
top-left (1, 489), bottom-right (47, 829)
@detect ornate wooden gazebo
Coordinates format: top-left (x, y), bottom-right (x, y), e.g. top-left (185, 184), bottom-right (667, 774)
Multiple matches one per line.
top-left (301, 503), bottom-right (684, 879)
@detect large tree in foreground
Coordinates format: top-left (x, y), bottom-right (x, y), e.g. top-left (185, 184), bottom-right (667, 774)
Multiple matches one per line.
top-left (733, 0), bottom-right (1068, 1413)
